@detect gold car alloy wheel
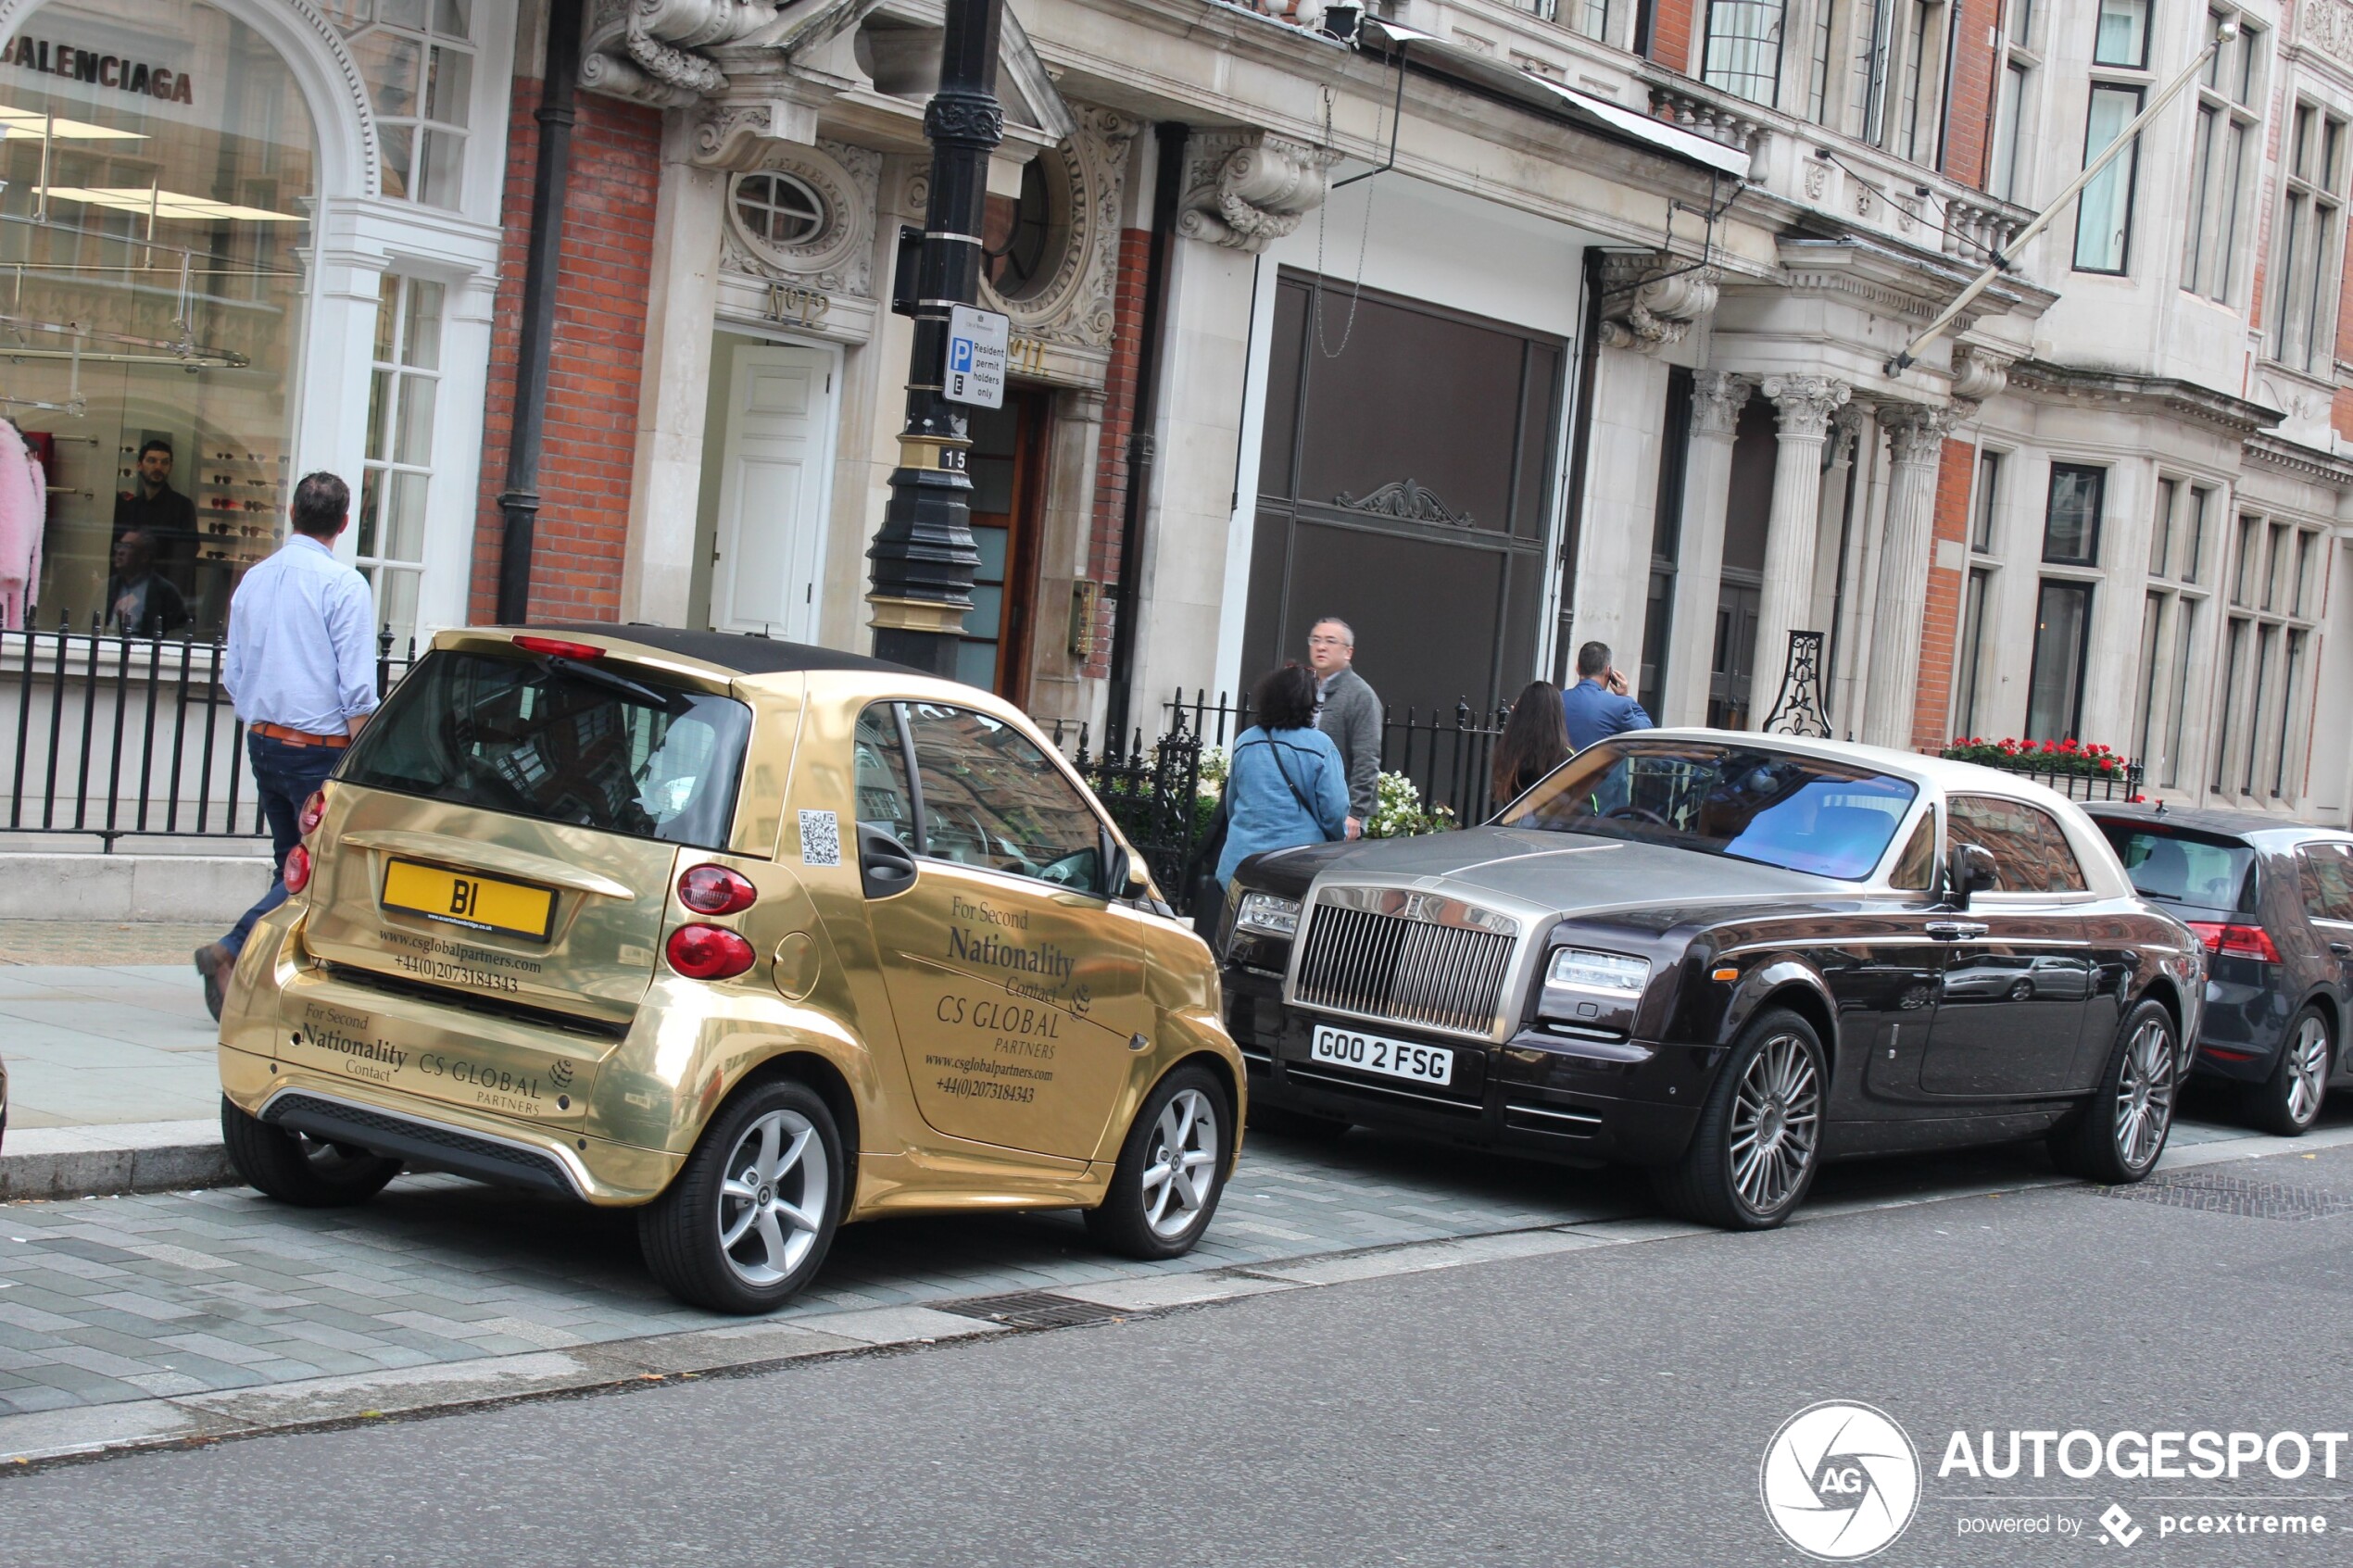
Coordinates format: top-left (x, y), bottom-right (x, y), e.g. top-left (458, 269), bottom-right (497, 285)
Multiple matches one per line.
top-left (1141, 1087), bottom-right (1220, 1241)
top-left (717, 1109), bottom-right (832, 1287)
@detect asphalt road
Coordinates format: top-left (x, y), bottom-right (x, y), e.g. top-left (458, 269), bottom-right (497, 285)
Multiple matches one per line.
top-left (5, 1132), bottom-right (2352, 1567)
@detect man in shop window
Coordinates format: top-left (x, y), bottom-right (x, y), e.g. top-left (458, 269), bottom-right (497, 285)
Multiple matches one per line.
top-left (105, 529), bottom-right (189, 638)
top-left (112, 436), bottom-right (197, 572)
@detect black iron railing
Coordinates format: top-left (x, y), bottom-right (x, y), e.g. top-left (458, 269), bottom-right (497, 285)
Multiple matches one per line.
top-left (1049, 689), bottom-right (1510, 913)
top-left (2, 619), bottom-right (419, 849)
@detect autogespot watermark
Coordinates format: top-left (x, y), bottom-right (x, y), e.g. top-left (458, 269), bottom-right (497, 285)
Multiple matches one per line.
top-left (1761, 1404), bottom-right (2348, 1557)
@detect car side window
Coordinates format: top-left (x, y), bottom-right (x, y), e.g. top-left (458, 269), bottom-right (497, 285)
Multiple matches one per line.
top-left (2296, 844), bottom-right (2353, 922)
top-left (854, 705), bottom-right (919, 848)
top-left (903, 703), bottom-right (1105, 893)
top-left (1948, 795), bottom-right (2089, 894)
top-left (1889, 811), bottom-right (1937, 891)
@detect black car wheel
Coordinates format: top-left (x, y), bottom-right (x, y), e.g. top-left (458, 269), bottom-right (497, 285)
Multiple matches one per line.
top-left (2051, 999), bottom-right (2178, 1184)
top-left (1086, 1064), bottom-right (1230, 1260)
top-left (1651, 1007), bottom-right (1824, 1231)
top-left (640, 1078), bottom-right (842, 1314)
top-left (220, 1096), bottom-right (403, 1208)
top-left (2250, 1004), bottom-right (2332, 1138)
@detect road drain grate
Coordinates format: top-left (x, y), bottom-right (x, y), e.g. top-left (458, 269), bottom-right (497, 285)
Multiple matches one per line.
top-left (934, 1290), bottom-right (1132, 1330)
top-left (2097, 1170), bottom-right (2353, 1221)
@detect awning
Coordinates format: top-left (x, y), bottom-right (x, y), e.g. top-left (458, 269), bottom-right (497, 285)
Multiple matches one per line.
top-left (1359, 19), bottom-right (1751, 182)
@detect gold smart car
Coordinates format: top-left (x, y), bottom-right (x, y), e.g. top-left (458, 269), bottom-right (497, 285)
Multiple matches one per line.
top-left (217, 626), bottom-right (1242, 1312)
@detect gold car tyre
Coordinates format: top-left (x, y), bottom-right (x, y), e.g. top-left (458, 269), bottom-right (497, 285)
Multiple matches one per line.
top-left (1649, 1007), bottom-right (1823, 1231)
top-left (639, 1078), bottom-right (842, 1314)
top-left (2249, 1004), bottom-right (2332, 1138)
top-left (2050, 998), bottom-right (2179, 1184)
top-left (1084, 1063), bottom-right (1230, 1260)
top-left (220, 1096), bottom-right (404, 1208)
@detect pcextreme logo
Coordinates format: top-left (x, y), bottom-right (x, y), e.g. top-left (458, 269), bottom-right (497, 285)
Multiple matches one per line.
top-left (1760, 1401), bottom-right (1923, 1561)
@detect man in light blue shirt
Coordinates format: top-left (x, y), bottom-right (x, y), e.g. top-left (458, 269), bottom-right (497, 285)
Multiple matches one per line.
top-left (193, 473), bottom-right (378, 1020)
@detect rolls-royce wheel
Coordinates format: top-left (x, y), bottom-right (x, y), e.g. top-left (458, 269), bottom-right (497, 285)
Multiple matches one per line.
top-left (1247, 1104), bottom-right (1351, 1140)
top-left (2051, 999), bottom-right (2178, 1184)
top-left (640, 1078), bottom-right (841, 1314)
top-left (1086, 1064), bottom-right (1230, 1260)
top-left (220, 1096), bottom-right (403, 1208)
top-left (1650, 1008), bottom-right (1824, 1231)
top-left (2249, 1004), bottom-right (2332, 1138)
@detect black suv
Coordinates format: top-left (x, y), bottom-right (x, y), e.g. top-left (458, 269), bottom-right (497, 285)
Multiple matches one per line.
top-left (2086, 803), bottom-right (2353, 1135)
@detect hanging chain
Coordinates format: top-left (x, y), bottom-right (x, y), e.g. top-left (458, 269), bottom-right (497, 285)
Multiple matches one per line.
top-left (1312, 84), bottom-right (1376, 359)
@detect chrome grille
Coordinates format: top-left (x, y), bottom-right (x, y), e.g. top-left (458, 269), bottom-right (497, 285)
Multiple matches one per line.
top-left (1293, 895), bottom-right (1516, 1036)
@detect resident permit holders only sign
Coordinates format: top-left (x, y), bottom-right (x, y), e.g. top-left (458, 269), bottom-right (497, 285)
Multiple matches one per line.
top-left (945, 304), bottom-right (1009, 408)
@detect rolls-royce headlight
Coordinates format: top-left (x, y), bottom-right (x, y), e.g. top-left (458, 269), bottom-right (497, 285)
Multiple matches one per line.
top-left (1545, 947), bottom-right (1651, 996)
top-left (1233, 891), bottom-right (1302, 938)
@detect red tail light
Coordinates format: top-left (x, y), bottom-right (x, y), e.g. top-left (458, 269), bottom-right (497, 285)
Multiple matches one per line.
top-left (513, 635), bottom-right (606, 660)
top-left (2186, 922), bottom-right (2281, 962)
top-left (282, 844), bottom-right (312, 896)
top-left (677, 863), bottom-right (757, 915)
top-left (297, 789), bottom-right (327, 838)
top-left (667, 923), bottom-right (755, 980)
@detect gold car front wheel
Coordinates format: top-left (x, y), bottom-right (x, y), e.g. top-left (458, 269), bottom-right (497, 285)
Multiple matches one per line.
top-left (1085, 1064), bottom-right (1230, 1261)
top-left (640, 1079), bottom-right (842, 1313)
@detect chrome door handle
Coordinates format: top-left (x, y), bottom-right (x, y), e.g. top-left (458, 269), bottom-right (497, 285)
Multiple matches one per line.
top-left (1926, 921), bottom-right (1989, 941)
top-left (2331, 942), bottom-right (2352, 958)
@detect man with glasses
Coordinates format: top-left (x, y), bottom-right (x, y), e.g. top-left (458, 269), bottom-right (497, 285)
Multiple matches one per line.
top-left (1305, 618), bottom-right (1378, 841)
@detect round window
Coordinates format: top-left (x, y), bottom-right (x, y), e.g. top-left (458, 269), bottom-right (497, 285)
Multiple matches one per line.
top-left (733, 172), bottom-right (828, 248)
top-left (982, 153), bottom-right (1072, 304)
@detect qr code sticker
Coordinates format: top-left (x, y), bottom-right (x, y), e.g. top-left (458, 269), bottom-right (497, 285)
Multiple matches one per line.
top-left (799, 809), bottom-right (842, 868)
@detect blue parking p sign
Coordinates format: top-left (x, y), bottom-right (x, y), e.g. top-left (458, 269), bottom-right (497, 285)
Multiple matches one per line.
top-left (944, 304), bottom-right (1009, 409)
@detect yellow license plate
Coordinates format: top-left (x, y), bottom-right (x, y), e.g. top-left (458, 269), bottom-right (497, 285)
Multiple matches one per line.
top-left (381, 859), bottom-right (556, 943)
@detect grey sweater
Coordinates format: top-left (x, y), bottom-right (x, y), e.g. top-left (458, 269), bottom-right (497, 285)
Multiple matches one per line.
top-left (1315, 667), bottom-right (1382, 820)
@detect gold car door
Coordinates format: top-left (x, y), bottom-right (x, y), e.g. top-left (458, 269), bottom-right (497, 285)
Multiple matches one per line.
top-left (856, 701), bottom-right (1149, 1163)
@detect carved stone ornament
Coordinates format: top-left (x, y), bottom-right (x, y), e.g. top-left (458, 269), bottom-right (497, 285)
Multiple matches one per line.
top-left (1600, 257), bottom-right (1720, 356)
top-left (1333, 479), bottom-right (1475, 529)
top-left (1827, 401), bottom-right (1867, 466)
top-left (1880, 401), bottom-right (1962, 466)
top-left (1759, 374), bottom-right (1852, 440)
top-left (1178, 132), bottom-right (1341, 253)
top-left (1948, 344), bottom-right (2014, 406)
top-left (694, 96), bottom-right (824, 166)
top-left (2307, 0), bottom-right (2353, 69)
top-left (1689, 370), bottom-right (1755, 439)
top-left (977, 106), bottom-right (1139, 352)
top-left (580, 0), bottom-right (784, 108)
top-left (718, 140), bottom-right (882, 298)
top-left (1803, 157), bottom-right (1829, 201)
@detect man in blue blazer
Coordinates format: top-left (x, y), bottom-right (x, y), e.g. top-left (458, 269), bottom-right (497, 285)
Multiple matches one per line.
top-left (1560, 640), bottom-right (1654, 751)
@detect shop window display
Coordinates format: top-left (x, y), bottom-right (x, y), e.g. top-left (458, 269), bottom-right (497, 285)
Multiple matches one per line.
top-left (0, 0), bottom-right (315, 634)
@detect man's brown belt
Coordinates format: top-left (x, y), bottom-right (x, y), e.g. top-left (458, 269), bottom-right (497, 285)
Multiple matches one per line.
top-left (249, 721), bottom-right (350, 749)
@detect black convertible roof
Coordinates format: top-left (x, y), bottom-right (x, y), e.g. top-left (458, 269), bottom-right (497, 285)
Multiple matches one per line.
top-left (529, 623), bottom-right (916, 678)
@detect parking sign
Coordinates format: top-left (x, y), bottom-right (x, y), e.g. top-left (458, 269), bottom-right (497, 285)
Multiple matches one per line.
top-left (944, 304), bottom-right (1009, 409)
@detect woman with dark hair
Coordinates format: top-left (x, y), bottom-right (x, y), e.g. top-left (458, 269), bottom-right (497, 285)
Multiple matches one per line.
top-left (1491, 680), bottom-right (1570, 806)
top-left (1214, 664), bottom-right (1350, 888)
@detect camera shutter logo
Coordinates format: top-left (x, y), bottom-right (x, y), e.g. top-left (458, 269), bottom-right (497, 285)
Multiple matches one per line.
top-left (1759, 1401), bottom-right (1921, 1561)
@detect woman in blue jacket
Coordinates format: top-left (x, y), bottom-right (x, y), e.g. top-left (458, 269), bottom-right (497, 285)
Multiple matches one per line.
top-left (1215, 664), bottom-right (1351, 888)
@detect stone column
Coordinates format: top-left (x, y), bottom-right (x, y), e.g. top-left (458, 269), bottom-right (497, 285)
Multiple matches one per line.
top-left (1660, 370), bottom-right (1752, 726)
top-left (1567, 346), bottom-right (1673, 671)
top-left (1861, 404), bottom-right (1959, 749)
top-left (1748, 375), bottom-right (1850, 723)
top-left (620, 113), bottom-right (727, 626)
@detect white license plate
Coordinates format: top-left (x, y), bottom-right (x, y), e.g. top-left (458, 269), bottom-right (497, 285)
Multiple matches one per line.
top-left (1308, 1024), bottom-right (1454, 1086)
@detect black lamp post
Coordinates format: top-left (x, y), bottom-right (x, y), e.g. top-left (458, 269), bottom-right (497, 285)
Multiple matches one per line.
top-left (863, 0), bottom-right (1006, 672)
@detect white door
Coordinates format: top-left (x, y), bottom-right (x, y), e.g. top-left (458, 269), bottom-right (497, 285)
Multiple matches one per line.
top-left (708, 343), bottom-right (836, 641)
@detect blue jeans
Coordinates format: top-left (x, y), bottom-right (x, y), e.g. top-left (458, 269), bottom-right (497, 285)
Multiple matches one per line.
top-left (221, 732), bottom-right (344, 959)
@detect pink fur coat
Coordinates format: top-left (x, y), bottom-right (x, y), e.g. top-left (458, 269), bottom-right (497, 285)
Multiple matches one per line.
top-left (0, 420), bottom-right (41, 629)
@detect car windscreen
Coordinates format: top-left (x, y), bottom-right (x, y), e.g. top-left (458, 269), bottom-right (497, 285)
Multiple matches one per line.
top-left (2099, 825), bottom-right (2257, 915)
top-left (1499, 740), bottom-right (1918, 881)
top-left (339, 649), bottom-right (752, 850)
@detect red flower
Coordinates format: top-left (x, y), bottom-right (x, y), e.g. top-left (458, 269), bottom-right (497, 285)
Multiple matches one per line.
top-left (2098, 759), bottom-right (2116, 771)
